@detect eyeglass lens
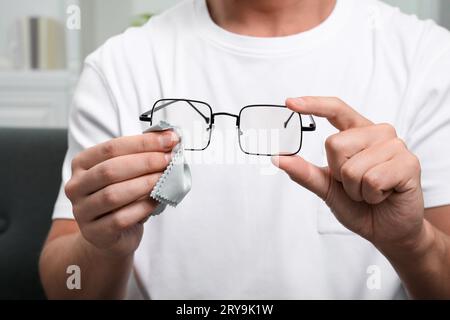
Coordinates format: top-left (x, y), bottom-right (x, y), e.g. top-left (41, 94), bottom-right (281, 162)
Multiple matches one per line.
top-left (150, 100), bottom-right (303, 156)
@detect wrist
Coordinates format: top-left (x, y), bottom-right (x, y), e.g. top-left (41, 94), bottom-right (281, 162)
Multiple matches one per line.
top-left (375, 219), bottom-right (450, 299)
top-left (377, 220), bottom-right (435, 260)
top-left (376, 219), bottom-right (443, 277)
top-left (76, 234), bottom-right (134, 266)
top-left (70, 233), bottom-right (134, 300)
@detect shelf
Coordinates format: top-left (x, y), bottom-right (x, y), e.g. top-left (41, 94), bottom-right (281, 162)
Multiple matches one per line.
top-left (0, 70), bottom-right (74, 128)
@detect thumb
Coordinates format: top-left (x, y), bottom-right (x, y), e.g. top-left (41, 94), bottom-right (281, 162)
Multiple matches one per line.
top-left (273, 156), bottom-right (330, 200)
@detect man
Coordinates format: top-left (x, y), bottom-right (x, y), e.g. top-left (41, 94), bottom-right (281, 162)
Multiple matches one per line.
top-left (39, 0), bottom-right (450, 299)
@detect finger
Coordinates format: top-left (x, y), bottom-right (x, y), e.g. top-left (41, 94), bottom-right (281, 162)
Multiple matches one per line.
top-left (340, 138), bottom-right (405, 202)
top-left (102, 197), bottom-right (157, 230)
top-left (75, 152), bottom-right (172, 196)
top-left (81, 197), bottom-right (157, 248)
top-left (361, 153), bottom-right (420, 204)
top-left (274, 155), bottom-right (371, 233)
top-left (286, 96), bottom-right (373, 131)
top-left (273, 155), bottom-right (330, 200)
top-left (74, 173), bottom-right (161, 222)
top-left (73, 131), bottom-right (179, 170)
top-left (325, 124), bottom-right (397, 181)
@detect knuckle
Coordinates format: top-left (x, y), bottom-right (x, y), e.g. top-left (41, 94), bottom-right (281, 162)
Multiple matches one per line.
top-left (157, 152), bottom-right (170, 168)
top-left (378, 123), bottom-right (397, 137)
top-left (64, 180), bottom-right (74, 198)
top-left (141, 133), bottom-right (162, 152)
top-left (341, 163), bottom-right (358, 182)
top-left (111, 214), bottom-right (129, 230)
top-left (64, 178), bottom-right (78, 199)
top-left (102, 187), bottom-right (119, 206)
top-left (147, 153), bottom-right (169, 172)
top-left (140, 135), bottom-right (151, 152)
top-left (71, 155), bottom-right (81, 172)
top-left (332, 96), bottom-right (344, 105)
top-left (331, 97), bottom-right (346, 112)
top-left (407, 154), bottom-right (421, 173)
top-left (101, 140), bottom-right (117, 158)
top-left (98, 164), bottom-right (116, 182)
top-left (327, 97), bottom-right (343, 119)
top-left (362, 172), bottom-right (382, 190)
top-left (325, 134), bottom-right (342, 153)
top-left (144, 154), bottom-right (158, 172)
top-left (138, 199), bottom-right (155, 218)
top-left (392, 137), bottom-right (406, 149)
top-left (144, 174), bottom-right (159, 192)
top-left (65, 170), bottom-right (86, 200)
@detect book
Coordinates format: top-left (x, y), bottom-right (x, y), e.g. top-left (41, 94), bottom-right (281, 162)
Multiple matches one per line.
top-left (39, 18), bottom-right (66, 70)
top-left (30, 17), bottom-right (39, 69)
top-left (38, 17), bottom-right (48, 70)
top-left (13, 16), bottom-right (66, 70)
top-left (15, 17), bottom-right (31, 69)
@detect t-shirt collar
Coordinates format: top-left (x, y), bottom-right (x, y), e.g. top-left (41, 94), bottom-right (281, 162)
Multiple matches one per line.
top-left (194, 0), bottom-right (353, 57)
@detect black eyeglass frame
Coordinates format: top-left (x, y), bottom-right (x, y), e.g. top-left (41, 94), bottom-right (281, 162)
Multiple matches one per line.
top-left (140, 98), bottom-right (316, 156)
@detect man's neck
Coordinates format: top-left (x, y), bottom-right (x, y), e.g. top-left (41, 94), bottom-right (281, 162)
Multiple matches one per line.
top-left (206, 0), bottom-right (337, 37)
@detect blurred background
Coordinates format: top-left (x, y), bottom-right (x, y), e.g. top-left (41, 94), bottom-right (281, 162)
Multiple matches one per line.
top-left (0, 0), bottom-right (448, 300)
top-left (0, 0), bottom-right (448, 129)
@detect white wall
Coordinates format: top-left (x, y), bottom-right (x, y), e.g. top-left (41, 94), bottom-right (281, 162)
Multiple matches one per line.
top-left (383, 0), bottom-right (441, 22)
top-left (80, 0), bottom-right (181, 57)
top-left (131, 0), bottom-right (181, 15)
top-left (0, 0), bottom-right (66, 62)
top-left (0, 0), bottom-right (181, 64)
top-left (441, 0), bottom-right (450, 30)
top-left (82, 0), bottom-right (447, 58)
top-left (80, 0), bottom-right (132, 58)
top-left (1, 0), bottom-right (449, 66)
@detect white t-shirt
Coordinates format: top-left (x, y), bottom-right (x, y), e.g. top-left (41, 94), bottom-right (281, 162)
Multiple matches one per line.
top-left (52, 0), bottom-right (450, 299)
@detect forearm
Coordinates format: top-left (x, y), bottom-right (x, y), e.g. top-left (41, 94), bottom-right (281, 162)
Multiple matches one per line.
top-left (378, 220), bottom-right (450, 299)
top-left (39, 232), bottom-right (133, 299)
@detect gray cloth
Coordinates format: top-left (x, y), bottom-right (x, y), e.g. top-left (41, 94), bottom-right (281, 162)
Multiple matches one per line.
top-left (144, 121), bottom-right (192, 216)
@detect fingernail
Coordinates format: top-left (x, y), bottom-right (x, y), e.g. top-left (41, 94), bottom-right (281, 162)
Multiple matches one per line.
top-left (291, 97), bottom-right (306, 106)
top-left (164, 153), bottom-right (172, 163)
top-left (160, 131), bottom-right (178, 148)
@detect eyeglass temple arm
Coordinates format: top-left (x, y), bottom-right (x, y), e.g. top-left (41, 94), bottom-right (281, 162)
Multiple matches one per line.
top-left (139, 100), bottom-right (210, 124)
top-left (283, 112), bottom-right (316, 131)
top-left (302, 115), bottom-right (316, 131)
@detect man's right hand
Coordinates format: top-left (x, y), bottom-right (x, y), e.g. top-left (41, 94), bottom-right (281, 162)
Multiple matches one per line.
top-left (64, 131), bottom-right (179, 259)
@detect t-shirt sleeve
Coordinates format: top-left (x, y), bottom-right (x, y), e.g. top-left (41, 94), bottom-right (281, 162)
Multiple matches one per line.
top-left (403, 24), bottom-right (450, 209)
top-left (52, 60), bottom-right (120, 219)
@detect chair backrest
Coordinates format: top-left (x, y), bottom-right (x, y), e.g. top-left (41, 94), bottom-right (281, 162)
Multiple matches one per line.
top-left (0, 128), bottom-right (67, 300)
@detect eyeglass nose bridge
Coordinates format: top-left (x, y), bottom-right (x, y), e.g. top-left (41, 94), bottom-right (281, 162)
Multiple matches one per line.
top-left (210, 112), bottom-right (240, 127)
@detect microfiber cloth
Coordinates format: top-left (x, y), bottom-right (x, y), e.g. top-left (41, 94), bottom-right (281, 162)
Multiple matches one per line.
top-left (144, 121), bottom-right (192, 216)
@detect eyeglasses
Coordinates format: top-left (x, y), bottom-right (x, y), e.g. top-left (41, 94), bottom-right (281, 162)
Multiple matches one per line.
top-left (140, 98), bottom-right (316, 156)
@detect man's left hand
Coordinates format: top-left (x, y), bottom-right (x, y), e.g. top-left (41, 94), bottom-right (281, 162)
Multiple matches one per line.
top-left (275, 97), bottom-right (426, 252)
